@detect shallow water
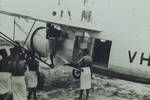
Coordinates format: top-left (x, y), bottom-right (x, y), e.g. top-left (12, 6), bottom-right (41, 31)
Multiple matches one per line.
top-left (38, 64), bottom-right (150, 100)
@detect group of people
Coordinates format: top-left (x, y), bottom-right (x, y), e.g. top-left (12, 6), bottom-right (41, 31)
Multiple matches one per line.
top-left (0, 44), bottom-right (93, 100)
top-left (0, 45), bottom-right (39, 100)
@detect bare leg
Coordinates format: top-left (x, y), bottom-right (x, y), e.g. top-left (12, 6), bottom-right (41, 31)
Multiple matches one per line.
top-left (0, 92), bottom-right (12, 100)
top-left (50, 54), bottom-right (54, 66)
top-left (33, 88), bottom-right (37, 100)
top-left (79, 90), bottom-right (84, 100)
top-left (90, 67), bottom-right (93, 79)
top-left (6, 92), bottom-right (13, 100)
top-left (28, 88), bottom-right (32, 100)
top-left (86, 89), bottom-right (90, 100)
top-left (49, 38), bottom-right (56, 68)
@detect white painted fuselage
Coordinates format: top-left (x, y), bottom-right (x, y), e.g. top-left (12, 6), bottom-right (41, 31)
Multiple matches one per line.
top-left (0, 0), bottom-right (150, 83)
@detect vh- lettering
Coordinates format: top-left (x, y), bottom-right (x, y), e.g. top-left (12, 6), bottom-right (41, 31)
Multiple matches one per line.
top-left (128, 50), bottom-right (137, 63)
top-left (128, 50), bottom-right (150, 66)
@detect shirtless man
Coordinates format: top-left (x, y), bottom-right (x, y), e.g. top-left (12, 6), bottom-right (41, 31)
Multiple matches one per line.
top-left (26, 52), bottom-right (39, 100)
top-left (78, 49), bottom-right (93, 100)
top-left (0, 49), bottom-right (13, 100)
top-left (10, 46), bottom-right (27, 100)
top-left (46, 23), bottom-right (62, 68)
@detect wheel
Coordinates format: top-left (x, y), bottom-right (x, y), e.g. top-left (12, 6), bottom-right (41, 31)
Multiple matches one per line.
top-left (37, 72), bottom-right (45, 89)
top-left (72, 69), bottom-right (80, 79)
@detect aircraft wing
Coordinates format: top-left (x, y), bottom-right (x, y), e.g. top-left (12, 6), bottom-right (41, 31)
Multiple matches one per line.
top-left (0, 10), bottom-right (100, 33)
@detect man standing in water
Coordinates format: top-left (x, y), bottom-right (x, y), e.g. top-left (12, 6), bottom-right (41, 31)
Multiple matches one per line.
top-left (0, 49), bottom-right (13, 100)
top-left (46, 23), bottom-right (62, 68)
top-left (10, 46), bottom-right (27, 100)
top-left (25, 52), bottom-right (39, 100)
top-left (78, 49), bottom-right (93, 100)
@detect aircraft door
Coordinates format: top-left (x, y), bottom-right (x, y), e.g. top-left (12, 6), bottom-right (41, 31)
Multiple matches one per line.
top-left (92, 39), bottom-right (112, 67)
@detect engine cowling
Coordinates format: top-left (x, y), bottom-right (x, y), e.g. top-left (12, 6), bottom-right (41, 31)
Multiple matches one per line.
top-left (27, 27), bottom-right (50, 57)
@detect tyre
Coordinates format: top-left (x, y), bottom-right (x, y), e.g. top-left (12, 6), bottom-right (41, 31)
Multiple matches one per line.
top-left (72, 69), bottom-right (80, 79)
